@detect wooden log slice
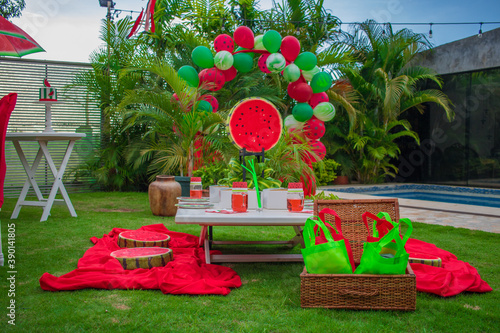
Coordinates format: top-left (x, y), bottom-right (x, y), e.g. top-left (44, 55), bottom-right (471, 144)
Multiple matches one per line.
top-left (110, 247), bottom-right (173, 270)
top-left (117, 230), bottom-right (171, 248)
top-left (408, 253), bottom-right (442, 267)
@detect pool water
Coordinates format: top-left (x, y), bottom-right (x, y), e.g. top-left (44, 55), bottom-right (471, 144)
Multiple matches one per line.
top-left (328, 184), bottom-right (500, 209)
top-left (369, 191), bottom-right (500, 208)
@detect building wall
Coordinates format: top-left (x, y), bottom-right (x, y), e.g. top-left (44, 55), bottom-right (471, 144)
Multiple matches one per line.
top-left (398, 29), bottom-right (500, 187)
top-left (415, 27), bottom-right (500, 75)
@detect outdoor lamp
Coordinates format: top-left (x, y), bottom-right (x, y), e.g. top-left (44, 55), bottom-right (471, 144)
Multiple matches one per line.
top-left (99, 0), bottom-right (115, 8)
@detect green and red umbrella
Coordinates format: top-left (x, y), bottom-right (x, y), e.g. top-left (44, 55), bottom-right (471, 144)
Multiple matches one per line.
top-left (0, 16), bottom-right (44, 57)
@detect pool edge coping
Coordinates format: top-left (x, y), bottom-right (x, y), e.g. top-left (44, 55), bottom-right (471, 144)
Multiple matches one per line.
top-left (319, 186), bottom-right (500, 218)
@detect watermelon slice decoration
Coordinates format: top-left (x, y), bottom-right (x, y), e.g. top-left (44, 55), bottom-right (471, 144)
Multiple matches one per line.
top-left (111, 247), bottom-right (173, 270)
top-left (117, 230), bottom-right (171, 248)
top-left (227, 97), bottom-right (283, 152)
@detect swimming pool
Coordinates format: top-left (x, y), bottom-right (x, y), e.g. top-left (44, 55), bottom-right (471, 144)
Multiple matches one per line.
top-left (327, 184), bottom-right (500, 208)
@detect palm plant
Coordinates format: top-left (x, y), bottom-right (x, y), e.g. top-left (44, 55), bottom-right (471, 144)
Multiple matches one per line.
top-left (323, 20), bottom-right (454, 183)
top-left (118, 56), bottom-right (231, 179)
top-left (262, 0), bottom-right (339, 52)
top-left (265, 130), bottom-right (322, 194)
top-left (338, 20), bottom-right (454, 125)
top-left (348, 116), bottom-right (419, 183)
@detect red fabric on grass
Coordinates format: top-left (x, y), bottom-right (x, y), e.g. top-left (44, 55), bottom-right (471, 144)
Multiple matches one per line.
top-left (406, 238), bottom-right (492, 297)
top-left (39, 224), bottom-right (241, 295)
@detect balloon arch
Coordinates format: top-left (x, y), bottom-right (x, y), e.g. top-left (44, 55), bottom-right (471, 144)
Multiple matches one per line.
top-left (177, 26), bottom-right (337, 194)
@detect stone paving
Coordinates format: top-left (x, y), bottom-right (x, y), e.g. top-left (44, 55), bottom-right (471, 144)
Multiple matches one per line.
top-left (398, 207), bottom-right (500, 233)
top-left (319, 187), bottom-right (500, 234)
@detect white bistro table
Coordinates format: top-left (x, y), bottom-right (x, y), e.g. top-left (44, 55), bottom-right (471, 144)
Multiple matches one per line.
top-left (6, 132), bottom-right (85, 222)
top-left (175, 208), bottom-right (310, 264)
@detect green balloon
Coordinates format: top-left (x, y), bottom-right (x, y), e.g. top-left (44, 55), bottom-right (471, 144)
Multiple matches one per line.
top-left (254, 35), bottom-right (265, 51)
top-left (192, 46), bottom-right (214, 69)
top-left (284, 114), bottom-right (304, 130)
top-left (302, 65), bottom-right (320, 81)
top-left (292, 103), bottom-right (313, 122)
top-left (266, 53), bottom-right (286, 73)
top-left (294, 52), bottom-right (317, 71)
top-left (263, 30), bottom-right (282, 53)
top-left (178, 65), bottom-right (199, 87)
top-left (235, 46), bottom-right (255, 58)
top-left (196, 100), bottom-right (213, 113)
top-left (283, 64), bottom-right (301, 82)
top-left (233, 53), bottom-right (254, 73)
top-left (313, 102), bottom-right (336, 121)
top-left (214, 50), bottom-right (234, 70)
top-left (311, 72), bottom-right (333, 93)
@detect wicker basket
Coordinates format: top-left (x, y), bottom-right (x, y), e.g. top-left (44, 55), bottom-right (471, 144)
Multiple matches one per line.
top-left (300, 199), bottom-right (416, 311)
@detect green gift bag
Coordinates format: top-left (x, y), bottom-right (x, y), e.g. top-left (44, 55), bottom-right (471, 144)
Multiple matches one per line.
top-left (301, 217), bottom-right (353, 274)
top-left (354, 217), bottom-right (413, 275)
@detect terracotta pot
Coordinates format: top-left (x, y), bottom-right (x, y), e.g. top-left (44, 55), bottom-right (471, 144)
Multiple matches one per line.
top-left (333, 175), bottom-right (349, 185)
top-left (149, 175), bottom-right (182, 216)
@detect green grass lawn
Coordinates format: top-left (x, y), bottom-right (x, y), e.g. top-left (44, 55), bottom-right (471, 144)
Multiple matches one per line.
top-left (0, 192), bottom-right (498, 332)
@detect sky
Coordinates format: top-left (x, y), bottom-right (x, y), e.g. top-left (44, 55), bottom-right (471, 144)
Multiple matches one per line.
top-left (9, 0), bottom-right (500, 63)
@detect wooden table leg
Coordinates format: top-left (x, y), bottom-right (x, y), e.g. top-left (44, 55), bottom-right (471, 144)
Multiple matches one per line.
top-left (290, 226), bottom-right (305, 248)
top-left (204, 234), bottom-right (211, 264)
top-left (11, 143), bottom-right (45, 219)
top-left (39, 140), bottom-right (77, 221)
top-left (198, 226), bottom-right (207, 248)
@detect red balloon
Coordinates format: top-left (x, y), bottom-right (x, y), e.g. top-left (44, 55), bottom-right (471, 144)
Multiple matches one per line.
top-left (172, 92), bottom-right (193, 112)
top-left (200, 94), bottom-right (219, 112)
top-left (310, 140), bottom-right (326, 161)
top-left (214, 34), bottom-right (235, 53)
top-left (281, 36), bottom-right (301, 62)
top-left (289, 127), bottom-right (306, 144)
top-left (258, 54), bottom-right (271, 74)
top-left (309, 92), bottom-right (329, 108)
top-left (304, 117), bottom-right (325, 140)
top-left (287, 81), bottom-right (313, 103)
top-left (198, 68), bottom-right (208, 82)
top-left (221, 66), bottom-right (237, 82)
top-left (234, 26), bottom-right (255, 49)
top-left (300, 171), bottom-right (316, 197)
top-left (199, 67), bottom-right (226, 91)
top-left (172, 93), bottom-right (180, 103)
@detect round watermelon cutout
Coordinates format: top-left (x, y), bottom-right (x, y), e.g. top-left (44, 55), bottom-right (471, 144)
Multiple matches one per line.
top-left (227, 97), bottom-right (283, 152)
top-left (111, 247), bottom-right (173, 270)
top-left (117, 230), bottom-right (170, 248)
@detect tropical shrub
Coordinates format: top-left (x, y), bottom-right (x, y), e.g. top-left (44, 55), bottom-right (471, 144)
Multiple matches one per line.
top-left (192, 162), bottom-right (230, 189)
top-left (312, 158), bottom-right (339, 186)
top-left (218, 157), bottom-right (282, 189)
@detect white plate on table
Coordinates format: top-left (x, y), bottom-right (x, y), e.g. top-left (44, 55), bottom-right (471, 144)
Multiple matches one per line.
top-left (177, 197), bottom-right (210, 202)
top-left (176, 203), bottom-right (213, 209)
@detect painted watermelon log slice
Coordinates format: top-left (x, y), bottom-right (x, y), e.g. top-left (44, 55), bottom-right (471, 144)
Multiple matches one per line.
top-left (227, 97), bottom-right (283, 152)
top-left (111, 247), bottom-right (173, 270)
top-left (408, 253), bottom-right (442, 267)
top-left (117, 230), bottom-right (171, 248)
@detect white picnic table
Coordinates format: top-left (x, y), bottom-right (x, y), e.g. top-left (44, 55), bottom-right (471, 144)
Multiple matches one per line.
top-left (6, 132), bottom-right (85, 222)
top-left (175, 208), bottom-right (311, 264)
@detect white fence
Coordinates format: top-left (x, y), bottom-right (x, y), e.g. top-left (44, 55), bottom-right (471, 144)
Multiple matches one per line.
top-left (0, 58), bottom-right (101, 198)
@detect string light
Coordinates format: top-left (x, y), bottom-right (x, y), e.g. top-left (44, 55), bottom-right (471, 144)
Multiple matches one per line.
top-left (108, 9), bottom-right (500, 40)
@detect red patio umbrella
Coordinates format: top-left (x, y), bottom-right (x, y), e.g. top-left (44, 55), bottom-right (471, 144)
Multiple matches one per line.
top-left (0, 15), bottom-right (44, 57)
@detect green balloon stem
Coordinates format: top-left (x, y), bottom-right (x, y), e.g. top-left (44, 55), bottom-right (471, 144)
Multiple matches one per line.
top-left (241, 160), bottom-right (262, 209)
